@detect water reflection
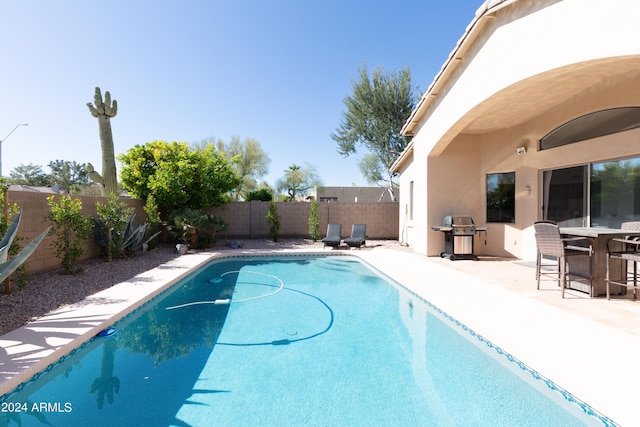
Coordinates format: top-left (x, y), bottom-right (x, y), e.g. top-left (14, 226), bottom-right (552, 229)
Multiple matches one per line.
top-left (90, 338), bottom-right (120, 409)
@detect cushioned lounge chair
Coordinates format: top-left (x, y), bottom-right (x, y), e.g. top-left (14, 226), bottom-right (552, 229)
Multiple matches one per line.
top-left (322, 223), bottom-right (342, 249)
top-left (344, 224), bottom-right (366, 249)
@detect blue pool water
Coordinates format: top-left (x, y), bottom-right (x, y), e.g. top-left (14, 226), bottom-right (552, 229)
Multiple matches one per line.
top-left (1, 255), bottom-right (612, 426)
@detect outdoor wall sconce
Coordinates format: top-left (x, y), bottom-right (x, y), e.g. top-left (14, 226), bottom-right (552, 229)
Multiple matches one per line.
top-left (523, 185), bottom-right (532, 195)
top-left (516, 146), bottom-right (527, 155)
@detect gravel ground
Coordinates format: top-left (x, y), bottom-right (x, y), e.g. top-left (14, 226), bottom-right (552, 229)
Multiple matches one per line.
top-left (0, 238), bottom-right (402, 336)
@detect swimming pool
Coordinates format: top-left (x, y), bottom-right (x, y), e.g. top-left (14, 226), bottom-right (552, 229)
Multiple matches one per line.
top-left (0, 255), bottom-right (613, 426)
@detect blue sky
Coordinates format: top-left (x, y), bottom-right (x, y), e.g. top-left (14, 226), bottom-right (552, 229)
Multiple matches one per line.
top-left (0, 0), bottom-right (480, 189)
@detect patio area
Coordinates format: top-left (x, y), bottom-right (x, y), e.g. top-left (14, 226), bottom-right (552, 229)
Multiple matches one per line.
top-left (1, 242), bottom-right (638, 425)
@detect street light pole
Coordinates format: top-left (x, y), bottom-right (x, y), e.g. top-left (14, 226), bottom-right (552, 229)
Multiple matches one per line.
top-left (0, 123), bottom-right (28, 177)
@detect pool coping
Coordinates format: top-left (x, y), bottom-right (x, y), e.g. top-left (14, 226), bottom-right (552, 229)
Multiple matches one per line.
top-left (0, 251), bottom-right (212, 397)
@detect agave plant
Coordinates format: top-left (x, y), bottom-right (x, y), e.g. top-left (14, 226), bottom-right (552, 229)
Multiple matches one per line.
top-left (0, 211), bottom-right (50, 285)
top-left (94, 195), bottom-right (161, 261)
top-left (93, 214), bottom-right (161, 261)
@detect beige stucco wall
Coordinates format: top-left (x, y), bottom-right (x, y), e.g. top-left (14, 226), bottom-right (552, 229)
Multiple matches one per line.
top-left (398, 0), bottom-right (640, 259)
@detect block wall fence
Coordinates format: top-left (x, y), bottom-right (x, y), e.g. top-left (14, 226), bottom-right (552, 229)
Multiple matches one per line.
top-left (207, 200), bottom-right (399, 240)
top-left (6, 191), bottom-right (399, 275)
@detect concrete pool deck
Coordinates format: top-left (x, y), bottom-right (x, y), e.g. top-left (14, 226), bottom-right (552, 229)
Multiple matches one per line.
top-left (1, 244), bottom-right (637, 426)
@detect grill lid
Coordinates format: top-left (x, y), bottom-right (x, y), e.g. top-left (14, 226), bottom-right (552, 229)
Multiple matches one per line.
top-left (443, 215), bottom-right (475, 227)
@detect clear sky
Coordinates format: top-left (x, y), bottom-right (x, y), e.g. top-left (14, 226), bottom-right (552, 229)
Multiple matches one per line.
top-left (0, 0), bottom-right (481, 189)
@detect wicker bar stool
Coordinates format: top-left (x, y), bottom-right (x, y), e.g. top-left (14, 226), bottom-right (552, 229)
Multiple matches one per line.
top-left (534, 221), bottom-right (594, 298)
top-left (606, 221), bottom-right (640, 300)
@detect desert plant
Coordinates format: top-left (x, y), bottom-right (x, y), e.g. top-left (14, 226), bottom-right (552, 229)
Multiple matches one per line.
top-left (266, 200), bottom-right (280, 241)
top-left (0, 181), bottom-right (28, 288)
top-left (94, 194), bottom-right (132, 260)
top-left (87, 87), bottom-right (119, 197)
top-left (308, 199), bottom-right (320, 241)
top-left (94, 194), bottom-right (160, 260)
top-left (0, 212), bottom-right (50, 289)
top-left (47, 194), bottom-right (93, 274)
top-left (168, 208), bottom-right (227, 249)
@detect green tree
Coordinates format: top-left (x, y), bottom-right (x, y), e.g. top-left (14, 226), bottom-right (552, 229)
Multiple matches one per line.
top-left (245, 188), bottom-right (274, 201)
top-left (214, 136), bottom-right (271, 201)
top-left (276, 164), bottom-right (322, 201)
top-left (48, 160), bottom-right (90, 193)
top-left (118, 141), bottom-right (240, 213)
top-left (8, 163), bottom-right (51, 186)
top-left (331, 65), bottom-right (417, 201)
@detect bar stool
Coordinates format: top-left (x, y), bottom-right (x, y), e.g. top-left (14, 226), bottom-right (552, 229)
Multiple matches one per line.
top-left (606, 221), bottom-right (640, 300)
top-left (534, 221), bottom-right (594, 298)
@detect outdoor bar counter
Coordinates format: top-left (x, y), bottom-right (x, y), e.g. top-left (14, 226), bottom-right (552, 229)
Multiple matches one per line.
top-left (560, 227), bottom-right (640, 297)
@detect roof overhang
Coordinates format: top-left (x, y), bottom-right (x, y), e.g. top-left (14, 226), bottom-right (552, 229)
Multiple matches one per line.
top-left (400, 0), bottom-right (515, 138)
top-left (390, 140), bottom-right (413, 173)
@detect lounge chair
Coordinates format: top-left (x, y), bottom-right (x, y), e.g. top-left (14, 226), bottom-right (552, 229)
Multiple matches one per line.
top-left (322, 223), bottom-right (342, 249)
top-left (344, 224), bottom-right (366, 249)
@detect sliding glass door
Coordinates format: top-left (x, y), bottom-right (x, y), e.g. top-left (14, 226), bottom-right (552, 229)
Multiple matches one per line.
top-left (543, 157), bottom-right (640, 228)
top-left (591, 158), bottom-right (640, 228)
top-left (542, 165), bottom-right (588, 226)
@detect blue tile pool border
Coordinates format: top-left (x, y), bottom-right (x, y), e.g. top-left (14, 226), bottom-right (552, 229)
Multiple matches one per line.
top-left (355, 255), bottom-right (619, 427)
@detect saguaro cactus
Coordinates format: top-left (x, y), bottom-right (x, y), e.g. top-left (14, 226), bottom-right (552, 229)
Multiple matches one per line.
top-left (87, 87), bottom-right (118, 196)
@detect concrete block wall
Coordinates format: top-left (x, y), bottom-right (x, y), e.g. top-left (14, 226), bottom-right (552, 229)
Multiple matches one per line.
top-left (210, 201), bottom-right (399, 240)
top-left (6, 191), bottom-right (145, 275)
top-left (5, 191), bottom-right (398, 276)
top-left (321, 202), bottom-right (399, 239)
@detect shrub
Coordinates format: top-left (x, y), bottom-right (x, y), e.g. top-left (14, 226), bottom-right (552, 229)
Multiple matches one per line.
top-left (245, 188), bottom-right (273, 202)
top-left (94, 194), bottom-right (161, 260)
top-left (94, 194), bottom-right (133, 260)
top-left (308, 199), bottom-right (320, 241)
top-left (143, 195), bottom-right (163, 249)
top-left (47, 194), bottom-right (93, 274)
top-left (118, 141), bottom-right (240, 212)
top-left (168, 208), bottom-right (227, 249)
top-left (266, 201), bottom-right (280, 242)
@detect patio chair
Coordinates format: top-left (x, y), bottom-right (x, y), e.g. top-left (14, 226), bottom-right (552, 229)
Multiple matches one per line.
top-left (322, 223), bottom-right (342, 249)
top-left (606, 221), bottom-right (640, 300)
top-left (344, 224), bottom-right (367, 249)
top-left (534, 221), bottom-right (593, 298)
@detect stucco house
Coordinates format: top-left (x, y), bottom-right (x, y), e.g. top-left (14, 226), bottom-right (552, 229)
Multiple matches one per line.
top-left (391, 0), bottom-right (640, 261)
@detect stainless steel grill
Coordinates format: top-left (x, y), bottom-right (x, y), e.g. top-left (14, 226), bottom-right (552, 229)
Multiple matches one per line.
top-left (431, 215), bottom-right (487, 260)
